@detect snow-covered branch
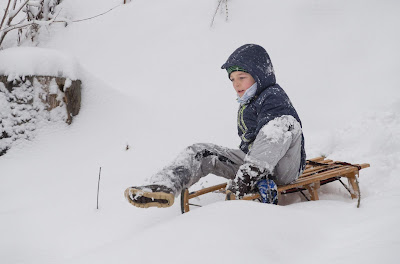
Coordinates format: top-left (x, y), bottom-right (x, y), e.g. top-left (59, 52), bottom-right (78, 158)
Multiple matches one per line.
top-left (210, 0), bottom-right (229, 27)
top-left (0, 1), bottom-right (123, 48)
top-left (0, 0), bottom-right (65, 48)
top-left (0, 17), bottom-right (70, 34)
top-left (27, 1), bottom-right (42, 8)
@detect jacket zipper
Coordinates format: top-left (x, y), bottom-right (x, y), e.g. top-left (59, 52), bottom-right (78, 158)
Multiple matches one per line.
top-left (238, 104), bottom-right (251, 143)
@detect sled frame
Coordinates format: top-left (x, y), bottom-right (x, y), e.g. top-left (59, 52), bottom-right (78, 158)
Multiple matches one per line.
top-left (181, 157), bottom-right (370, 213)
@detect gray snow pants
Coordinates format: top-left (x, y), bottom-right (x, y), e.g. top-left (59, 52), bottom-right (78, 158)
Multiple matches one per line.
top-left (147, 116), bottom-right (304, 196)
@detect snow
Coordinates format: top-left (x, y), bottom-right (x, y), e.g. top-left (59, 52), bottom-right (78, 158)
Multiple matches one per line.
top-left (0, 47), bottom-right (81, 80)
top-left (261, 115), bottom-right (301, 143)
top-left (1, 0), bottom-right (400, 263)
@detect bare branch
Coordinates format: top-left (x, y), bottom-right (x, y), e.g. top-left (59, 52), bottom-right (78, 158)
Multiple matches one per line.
top-left (210, 0), bottom-right (223, 28)
top-left (0, 0), bottom-right (12, 31)
top-left (72, 4), bottom-right (122, 23)
top-left (49, 7), bottom-right (63, 26)
top-left (225, 0), bottom-right (229, 22)
top-left (9, 0), bottom-right (29, 21)
top-left (210, 0), bottom-right (229, 27)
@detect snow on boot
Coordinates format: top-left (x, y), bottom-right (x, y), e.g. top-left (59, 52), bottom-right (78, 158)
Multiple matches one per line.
top-left (124, 184), bottom-right (174, 208)
top-left (257, 178), bottom-right (278, 205)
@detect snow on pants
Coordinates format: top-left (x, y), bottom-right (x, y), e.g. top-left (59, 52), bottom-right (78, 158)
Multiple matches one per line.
top-left (147, 116), bottom-right (303, 197)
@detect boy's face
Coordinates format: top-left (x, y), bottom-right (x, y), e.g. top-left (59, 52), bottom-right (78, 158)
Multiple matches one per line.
top-left (229, 71), bottom-right (256, 98)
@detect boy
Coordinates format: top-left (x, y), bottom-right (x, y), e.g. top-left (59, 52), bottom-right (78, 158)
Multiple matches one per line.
top-left (125, 44), bottom-right (306, 208)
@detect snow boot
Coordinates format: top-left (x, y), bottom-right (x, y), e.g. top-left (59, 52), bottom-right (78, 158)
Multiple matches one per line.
top-left (124, 185), bottom-right (174, 208)
top-left (256, 178), bottom-right (278, 205)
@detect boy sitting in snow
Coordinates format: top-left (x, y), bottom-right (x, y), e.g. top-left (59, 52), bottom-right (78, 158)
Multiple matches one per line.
top-left (125, 44), bottom-right (306, 208)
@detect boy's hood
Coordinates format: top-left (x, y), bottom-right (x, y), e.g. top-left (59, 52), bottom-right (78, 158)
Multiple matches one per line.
top-left (221, 44), bottom-right (276, 95)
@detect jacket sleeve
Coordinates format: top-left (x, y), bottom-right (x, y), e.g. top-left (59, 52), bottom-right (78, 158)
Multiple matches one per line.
top-left (245, 115), bottom-right (302, 174)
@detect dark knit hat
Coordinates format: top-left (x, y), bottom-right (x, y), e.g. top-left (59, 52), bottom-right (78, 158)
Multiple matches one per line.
top-left (226, 65), bottom-right (247, 77)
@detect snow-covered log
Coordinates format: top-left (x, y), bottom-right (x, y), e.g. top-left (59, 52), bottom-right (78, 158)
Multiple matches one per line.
top-left (0, 75), bottom-right (81, 156)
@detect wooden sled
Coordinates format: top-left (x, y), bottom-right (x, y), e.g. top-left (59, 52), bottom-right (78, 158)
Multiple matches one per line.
top-left (180, 157), bottom-right (370, 213)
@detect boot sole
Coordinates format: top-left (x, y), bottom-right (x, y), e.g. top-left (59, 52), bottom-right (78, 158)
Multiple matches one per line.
top-left (124, 187), bottom-right (174, 208)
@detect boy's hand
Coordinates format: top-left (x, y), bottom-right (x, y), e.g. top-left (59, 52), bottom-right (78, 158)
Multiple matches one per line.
top-left (227, 163), bottom-right (268, 198)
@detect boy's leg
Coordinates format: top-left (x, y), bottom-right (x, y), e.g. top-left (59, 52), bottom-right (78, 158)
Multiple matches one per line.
top-left (125, 143), bottom-right (245, 208)
top-left (148, 143), bottom-right (245, 195)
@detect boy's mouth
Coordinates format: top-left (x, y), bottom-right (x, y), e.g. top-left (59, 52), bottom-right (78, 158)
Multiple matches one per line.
top-left (237, 90), bottom-right (245, 96)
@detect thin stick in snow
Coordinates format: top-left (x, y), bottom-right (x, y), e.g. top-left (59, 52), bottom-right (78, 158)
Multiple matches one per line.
top-left (97, 167), bottom-right (102, 210)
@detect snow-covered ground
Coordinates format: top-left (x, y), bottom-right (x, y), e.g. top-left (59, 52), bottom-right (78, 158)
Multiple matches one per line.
top-left (0, 0), bottom-right (399, 263)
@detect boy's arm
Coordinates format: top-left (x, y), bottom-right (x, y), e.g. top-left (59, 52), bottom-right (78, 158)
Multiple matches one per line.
top-left (244, 115), bottom-right (301, 173)
top-left (230, 115), bottom-right (301, 198)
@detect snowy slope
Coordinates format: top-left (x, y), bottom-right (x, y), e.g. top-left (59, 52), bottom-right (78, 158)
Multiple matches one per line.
top-left (1, 0), bottom-right (400, 263)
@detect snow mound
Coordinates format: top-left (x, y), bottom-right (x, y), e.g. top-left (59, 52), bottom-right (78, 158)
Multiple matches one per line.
top-left (0, 47), bottom-right (81, 80)
top-left (67, 200), bottom-right (398, 264)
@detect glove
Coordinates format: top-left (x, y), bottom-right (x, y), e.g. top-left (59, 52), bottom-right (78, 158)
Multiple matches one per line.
top-left (227, 163), bottom-right (268, 198)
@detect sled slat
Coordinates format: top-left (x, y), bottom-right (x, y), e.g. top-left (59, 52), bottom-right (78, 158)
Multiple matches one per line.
top-left (308, 157), bottom-right (325, 162)
top-left (302, 161), bottom-right (336, 176)
top-left (188, 183), bottom-right (227, 199)
top-left (305, 157), bottom-right (332, 169)
top-left (300, 162), bottom-right (369, 179)
top-left (280, 167), bottom-right (357, 191)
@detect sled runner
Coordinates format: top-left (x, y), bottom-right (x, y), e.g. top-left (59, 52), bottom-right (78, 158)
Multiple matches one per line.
top-left (180, 157), bottom-right (370, 213)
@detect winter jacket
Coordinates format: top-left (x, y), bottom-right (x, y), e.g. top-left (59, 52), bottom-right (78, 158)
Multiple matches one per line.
top-left (221, 44), bottom-right (306, 173)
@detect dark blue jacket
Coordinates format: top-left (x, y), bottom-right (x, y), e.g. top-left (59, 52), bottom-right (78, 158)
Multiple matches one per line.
top-left (221, 44), bottom-right (306, 173)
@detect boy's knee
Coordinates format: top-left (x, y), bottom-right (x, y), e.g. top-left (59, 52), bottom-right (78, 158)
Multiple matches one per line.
top-left (186, 143), bottom-right (209, 153)
top-left (186, 143), bottom-right (224, 162)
